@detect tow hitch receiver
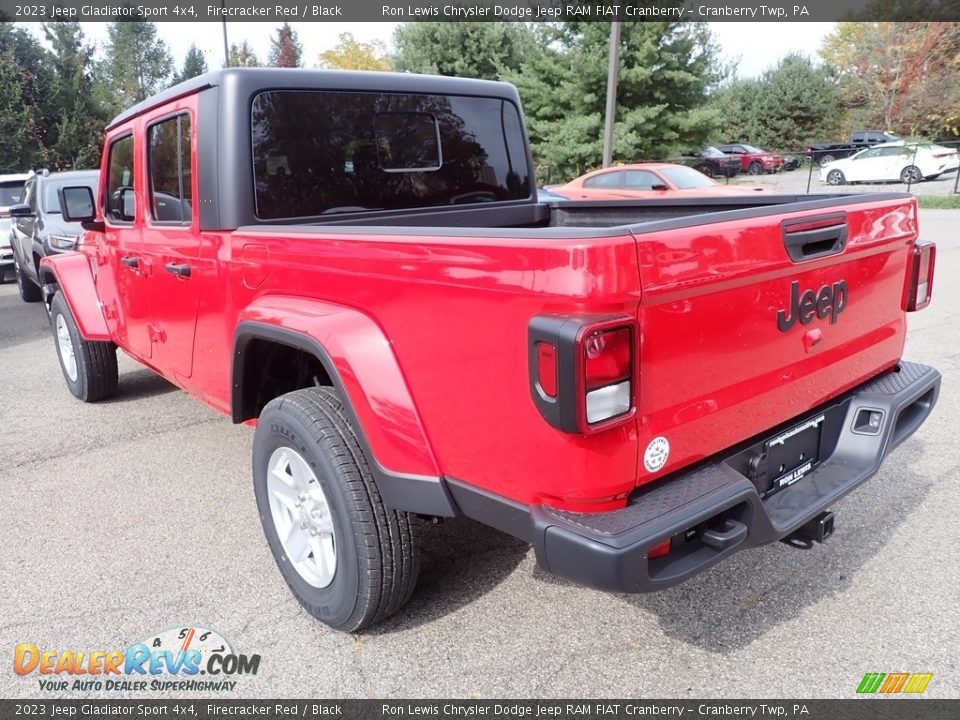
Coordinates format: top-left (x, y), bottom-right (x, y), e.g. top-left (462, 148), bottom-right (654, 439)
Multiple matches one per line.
top-left (782, 511), bottom-right (834, 548)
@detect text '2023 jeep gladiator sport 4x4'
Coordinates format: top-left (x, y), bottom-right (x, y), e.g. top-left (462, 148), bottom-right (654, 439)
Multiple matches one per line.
top-left (46, 69), bottom-right (940, 631)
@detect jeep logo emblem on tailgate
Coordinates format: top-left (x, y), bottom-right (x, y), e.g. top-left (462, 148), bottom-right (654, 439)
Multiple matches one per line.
top-left (777, 280), bottom-right (848, 331)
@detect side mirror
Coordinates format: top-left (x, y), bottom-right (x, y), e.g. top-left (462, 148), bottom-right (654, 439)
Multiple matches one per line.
top-left (59, 186), bottom-right (96, 223)
top-left (8, 203), bottom-right (33, 218)
top-left (651, 183), bottom-right (669, 191)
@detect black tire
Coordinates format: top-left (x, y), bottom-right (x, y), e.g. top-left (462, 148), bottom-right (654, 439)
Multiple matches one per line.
top-left (900, 166), bottom-right (922, 184)
top-left (747, 161), bottom-right (762, 175)
top-left (253, 387), bottom-right (420, 632)
top-left (698, 164), bottom-right (715, 179)
top-left (50, 292), bottom-right (119, 402)
top-left (827, 169), bottom-right (846, 186)
top-left (819, 154), bottom-right (836, 167)
top-left (14, 254), bottom-right (42, 303)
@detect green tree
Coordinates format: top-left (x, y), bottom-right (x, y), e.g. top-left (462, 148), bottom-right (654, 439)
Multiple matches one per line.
top-left (0, 22), bottom-right (56, 170)
top-left (229, 40), bottom-right (261, 68)
top-left (711, 54), bottom-right (842, 151)
top-left (511, 20), bottom-right (726, 178)
top-left (268, 23), bottom-right (302, 68)
top-left (42, 21), bottom-right (111, 169)
top-left (174, 43), bottom-right (208, 84)
top-left (102, 19), bottom-right (173, 108)
top-left (318, 32), bottom-right (392, 71)
top-left (393, 22), bottom-right (532, 79)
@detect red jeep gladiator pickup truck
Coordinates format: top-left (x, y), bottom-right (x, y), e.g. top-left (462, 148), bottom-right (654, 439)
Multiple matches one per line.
top-left (45, 69), bottom-right (940, 632)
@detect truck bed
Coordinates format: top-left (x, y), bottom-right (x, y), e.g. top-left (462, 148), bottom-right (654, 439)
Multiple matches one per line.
top-left (232, 191), bottom-right (920, 507)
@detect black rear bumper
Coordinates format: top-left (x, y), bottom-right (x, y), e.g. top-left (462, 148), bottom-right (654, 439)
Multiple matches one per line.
top-left (447, 361), bottom-right (940, 593)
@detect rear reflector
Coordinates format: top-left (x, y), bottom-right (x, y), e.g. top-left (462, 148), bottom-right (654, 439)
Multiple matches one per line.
top-left (904, 241), bottom-right (936, 312)
top-left (648, 539), bottom-right (671, 559)
top-left (536, 342), bottom-right (557, 398)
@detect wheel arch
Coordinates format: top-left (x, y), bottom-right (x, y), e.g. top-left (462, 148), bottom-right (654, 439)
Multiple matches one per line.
top-left (232, 302), bottom-right (456, 517)
top-left (39, 253), bottom-right (111, 341)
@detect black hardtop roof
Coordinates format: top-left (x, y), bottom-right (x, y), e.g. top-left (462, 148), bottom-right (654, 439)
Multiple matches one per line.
top-left (107, 68), bottom-right (520, 130)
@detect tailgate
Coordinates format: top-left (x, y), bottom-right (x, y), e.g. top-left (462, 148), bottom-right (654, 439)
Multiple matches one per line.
top-left (631, 194), bottom-right (917, 486)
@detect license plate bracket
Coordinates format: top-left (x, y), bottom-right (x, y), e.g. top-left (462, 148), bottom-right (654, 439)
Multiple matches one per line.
top-left (764, 414), bottom-right (824, 495)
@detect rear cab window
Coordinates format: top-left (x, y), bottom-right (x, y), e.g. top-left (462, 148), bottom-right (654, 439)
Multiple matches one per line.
top-left (250, 90), bottom-right (532, 220)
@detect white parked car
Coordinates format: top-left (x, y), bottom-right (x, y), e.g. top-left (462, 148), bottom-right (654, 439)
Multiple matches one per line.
top-left (0, 173), bottom-right (30, 282)
top-left (819, 142), bottom-right (959, 185)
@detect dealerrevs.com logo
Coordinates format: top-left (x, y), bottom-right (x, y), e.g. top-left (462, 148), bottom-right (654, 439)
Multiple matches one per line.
top-left (13, 626), bottom-right (260, 692)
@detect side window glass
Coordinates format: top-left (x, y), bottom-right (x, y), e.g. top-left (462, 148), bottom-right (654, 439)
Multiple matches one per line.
top-left (584, 171), bottom-right (622, 189)
top-left (106, 135), bottom-right (135, 222)
top-left (148, 114), bottom-right (193, 224)
top-left (624, 171), bottom-right (657, 189)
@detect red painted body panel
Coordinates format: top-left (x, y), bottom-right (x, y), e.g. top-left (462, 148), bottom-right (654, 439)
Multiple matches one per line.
top-left (40, 253), bottom-right (111, 341)
top-left (65, 88), bottom-right (923, 514)
top-left (630, 199), bottom-right (916, 483)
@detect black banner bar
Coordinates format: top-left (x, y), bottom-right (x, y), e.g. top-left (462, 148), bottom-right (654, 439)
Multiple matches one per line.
top-left (1, 700), bottom-right (957, 720)
top-left (1, 0), bottom-right (959, 23)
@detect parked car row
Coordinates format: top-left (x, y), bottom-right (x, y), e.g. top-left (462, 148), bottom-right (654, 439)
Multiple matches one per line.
top-left (2, 168), bottom-right (100, 307)
top-left (818, 142), bottom-right (959, 186)
top-left (681, 144), bottom-right (800, 178)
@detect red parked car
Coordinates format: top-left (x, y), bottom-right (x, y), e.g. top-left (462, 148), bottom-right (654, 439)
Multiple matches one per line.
top-left (716, 143), bottom-right (784, 174)
top-left (45, 70), bottom-right (939, 631)
top-left (549, 163), bottom-right (765, 200)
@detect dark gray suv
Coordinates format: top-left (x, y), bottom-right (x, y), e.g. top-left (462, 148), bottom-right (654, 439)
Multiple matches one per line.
top-left (9, 169), bottom-right (99, 305)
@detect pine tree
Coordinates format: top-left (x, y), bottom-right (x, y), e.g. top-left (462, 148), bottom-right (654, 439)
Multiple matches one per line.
top-left (510, 21), bottom-right (726, 177)
top-left (393, 22), bottom-right (531, 79)
top-left (229, 41), bottom-right (261, 68)
top-left (0, 22), bottom-right (56, 170)
top-left (174, 44), bottom-right (209, 84)
top-left (268, 23), bottom-right (303, 68)
top-left (42, 22), bottom-right (109, 169)
top-left (102, 19), bottom-right (173, 108)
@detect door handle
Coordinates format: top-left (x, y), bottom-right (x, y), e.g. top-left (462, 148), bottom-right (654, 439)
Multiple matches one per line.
top-left (121, 256), bottom-right (139, 270)
top-left (164, 262), bottom-right (191, 278)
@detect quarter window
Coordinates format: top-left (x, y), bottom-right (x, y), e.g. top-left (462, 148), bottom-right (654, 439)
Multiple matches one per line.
top-left (148, 114), bottom-right (193, 224)
top-left (106, 135), bottom-right (135, 223)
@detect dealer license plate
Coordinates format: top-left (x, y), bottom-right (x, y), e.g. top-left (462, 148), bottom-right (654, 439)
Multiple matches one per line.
top-left (765, 414), bottom-right (824, 494)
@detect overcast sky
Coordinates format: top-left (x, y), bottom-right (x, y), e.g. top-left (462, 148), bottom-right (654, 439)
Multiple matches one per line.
top-left (28, 21), bottom-right (836, 79)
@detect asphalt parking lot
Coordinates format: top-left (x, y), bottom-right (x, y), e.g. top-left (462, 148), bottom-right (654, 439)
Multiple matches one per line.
top-left (1, 209), bottom-right (958, 700)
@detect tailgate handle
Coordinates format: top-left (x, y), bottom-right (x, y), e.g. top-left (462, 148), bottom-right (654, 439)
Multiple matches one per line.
top-left (782, 214), bottom-right (847, 262)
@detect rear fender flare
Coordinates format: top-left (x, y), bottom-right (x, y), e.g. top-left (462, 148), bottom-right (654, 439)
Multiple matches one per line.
top-left (39, 253), bottom-right (111, 341)
top-left (233, 297), bottom-right (456, 517)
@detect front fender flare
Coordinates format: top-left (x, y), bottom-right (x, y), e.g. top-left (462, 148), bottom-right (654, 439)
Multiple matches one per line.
top-left (233, 296), bottom-right (456, 517)
top-left (39, 253), bottom-right (110, 342)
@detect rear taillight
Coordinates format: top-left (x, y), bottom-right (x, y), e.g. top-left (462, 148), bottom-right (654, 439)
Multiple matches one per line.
top-left (904, 240), bottom-right (936, 312)
top-left (529, 315), bottom-right (636, 434)
top-left (582, 327), bottom-right (632, 424)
